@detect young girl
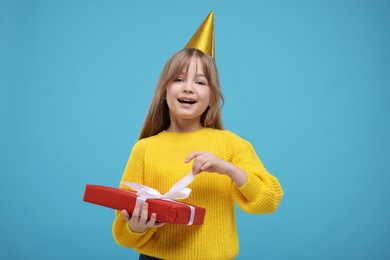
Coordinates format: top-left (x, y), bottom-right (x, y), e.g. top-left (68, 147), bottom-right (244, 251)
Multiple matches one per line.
top-left (112, 12), bottom-right (283, 260)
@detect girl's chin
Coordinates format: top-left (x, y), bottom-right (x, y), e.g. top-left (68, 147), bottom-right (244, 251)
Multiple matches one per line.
top-left (170, 113), bottom-right (203, 122)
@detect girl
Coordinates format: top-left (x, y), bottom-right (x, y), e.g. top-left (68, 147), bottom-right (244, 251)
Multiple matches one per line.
top-left (112, 12), bottom-right (283, 260)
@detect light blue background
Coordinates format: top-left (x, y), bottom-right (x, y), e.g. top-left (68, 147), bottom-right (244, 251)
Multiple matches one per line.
top-left (1, 0), bottom-right (389, 259)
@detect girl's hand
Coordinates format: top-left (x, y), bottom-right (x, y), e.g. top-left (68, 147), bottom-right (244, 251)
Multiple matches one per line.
top-left (121, 201), bottom-right (165, 233)
top-left (185, 151), bottom-right (248, 187)
top-left (185, 151), bottom-right (231, 175)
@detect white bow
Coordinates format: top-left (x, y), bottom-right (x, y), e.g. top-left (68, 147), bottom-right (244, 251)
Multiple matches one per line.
top-left (121, 172), bottom-right (195, 200)
top-left (121, 172), bottom-right (197, 225)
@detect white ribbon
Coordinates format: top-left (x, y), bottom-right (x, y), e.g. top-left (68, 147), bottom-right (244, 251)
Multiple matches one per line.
top-left (121, 172), bottom-right (196, 225)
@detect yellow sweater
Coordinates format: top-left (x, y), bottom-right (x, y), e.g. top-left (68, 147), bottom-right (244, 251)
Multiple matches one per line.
top-left (112, 128), bottom-right (283, 260)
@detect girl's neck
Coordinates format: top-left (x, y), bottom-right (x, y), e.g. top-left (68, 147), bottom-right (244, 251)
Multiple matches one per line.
top-left (166, 120), bottom-right (203, 133)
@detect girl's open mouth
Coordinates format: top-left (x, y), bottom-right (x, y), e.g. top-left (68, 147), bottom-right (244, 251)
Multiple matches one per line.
top-left (178, 98), bottom-right (196, 104)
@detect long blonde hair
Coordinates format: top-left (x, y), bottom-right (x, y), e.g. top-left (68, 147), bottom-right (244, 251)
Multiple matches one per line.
top-left (138, 48), bottom-right (224, 140)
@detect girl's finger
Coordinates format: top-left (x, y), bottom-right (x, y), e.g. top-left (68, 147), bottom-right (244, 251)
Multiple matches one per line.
top-left (154, 222), bottom-right (166, 228)
top-left (194, 161), bottom-right (204, 174)
top-left (192, 160), bottom-right (199, 173)
top-left (185, 151), bottom-right (201, 163)
top-left (133, 201), bottom-right (142, 216)
top-left (120, 209), bottom-right (130, 221)
top-left (131, 201), bottom-right (142, 222)
top-left (140, 203), bottom-right (149, 224)
top-left (147, 213), bottom-right (157, 227)
top-left (201, 161), bottom-right (212, 171)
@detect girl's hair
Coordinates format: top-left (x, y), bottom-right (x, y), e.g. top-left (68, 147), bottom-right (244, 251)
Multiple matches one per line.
top-left (138, 48), bottom-right (224, 140)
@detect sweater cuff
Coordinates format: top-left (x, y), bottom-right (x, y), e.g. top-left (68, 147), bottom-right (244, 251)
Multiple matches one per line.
top-left (113, 213), bottom-right (157, 248)
top-left (125, 221), bottom-right (148, 237)
top-left (237, 172), bottom-right (264, 201)
top-left (125, 222), bottom-right (158, 245)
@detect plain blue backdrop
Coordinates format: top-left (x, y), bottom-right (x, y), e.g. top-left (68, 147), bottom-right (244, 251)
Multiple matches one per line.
top-left (1, 0), bottom-right (389, 259)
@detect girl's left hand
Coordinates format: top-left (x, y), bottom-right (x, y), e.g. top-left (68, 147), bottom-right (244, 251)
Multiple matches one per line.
top-left (185, 151), bottom-right (231, 175)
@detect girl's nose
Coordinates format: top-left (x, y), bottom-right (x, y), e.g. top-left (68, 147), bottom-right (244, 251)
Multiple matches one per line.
top-left (183, 82), bottom-right (194, 93)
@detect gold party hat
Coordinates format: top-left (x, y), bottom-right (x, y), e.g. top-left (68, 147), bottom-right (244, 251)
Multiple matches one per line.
top-left (185, 11), bottom-right (215, 59)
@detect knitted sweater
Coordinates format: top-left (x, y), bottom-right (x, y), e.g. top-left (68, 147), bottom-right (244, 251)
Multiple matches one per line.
top-left (112, 128), bottom-right (283, 260)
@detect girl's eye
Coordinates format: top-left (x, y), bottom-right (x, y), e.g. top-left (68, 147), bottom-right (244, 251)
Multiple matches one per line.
top-left (174, 78), bottom-right (184, 82)
top-left (196, 81), bottom-right (206, 85)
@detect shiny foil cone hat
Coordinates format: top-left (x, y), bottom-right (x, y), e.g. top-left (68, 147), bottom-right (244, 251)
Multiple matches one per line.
top-left (185, 11), bottom-right (215, 59)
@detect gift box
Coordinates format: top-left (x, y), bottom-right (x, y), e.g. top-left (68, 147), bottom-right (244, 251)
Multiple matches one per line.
top-left (83, 184), bottom-right (206, 225)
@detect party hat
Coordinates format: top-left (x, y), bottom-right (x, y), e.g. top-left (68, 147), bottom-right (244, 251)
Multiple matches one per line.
top-left (185, 11), bottom-right (215, 59)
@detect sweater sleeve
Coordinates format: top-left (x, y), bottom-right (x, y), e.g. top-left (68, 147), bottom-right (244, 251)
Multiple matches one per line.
top-left (112, 139), bottom-right (158, 249)
top-left (229, 133), bottom-right (284, 214)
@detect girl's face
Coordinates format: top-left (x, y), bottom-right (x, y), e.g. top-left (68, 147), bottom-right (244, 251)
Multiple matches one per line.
top-left (166, 56), bottom-right (211, 131)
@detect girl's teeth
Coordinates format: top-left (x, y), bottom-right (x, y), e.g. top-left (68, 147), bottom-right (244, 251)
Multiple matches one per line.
top-left (179, 99), bottom-right (196, 104)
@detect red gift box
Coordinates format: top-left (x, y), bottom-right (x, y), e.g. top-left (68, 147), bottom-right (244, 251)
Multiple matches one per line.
top-left (83, 184), bottom-right (206, 225)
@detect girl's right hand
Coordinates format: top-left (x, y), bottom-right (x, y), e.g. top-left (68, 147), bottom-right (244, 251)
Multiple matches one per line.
top-left (120, 201), bottom-right (165, 233)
